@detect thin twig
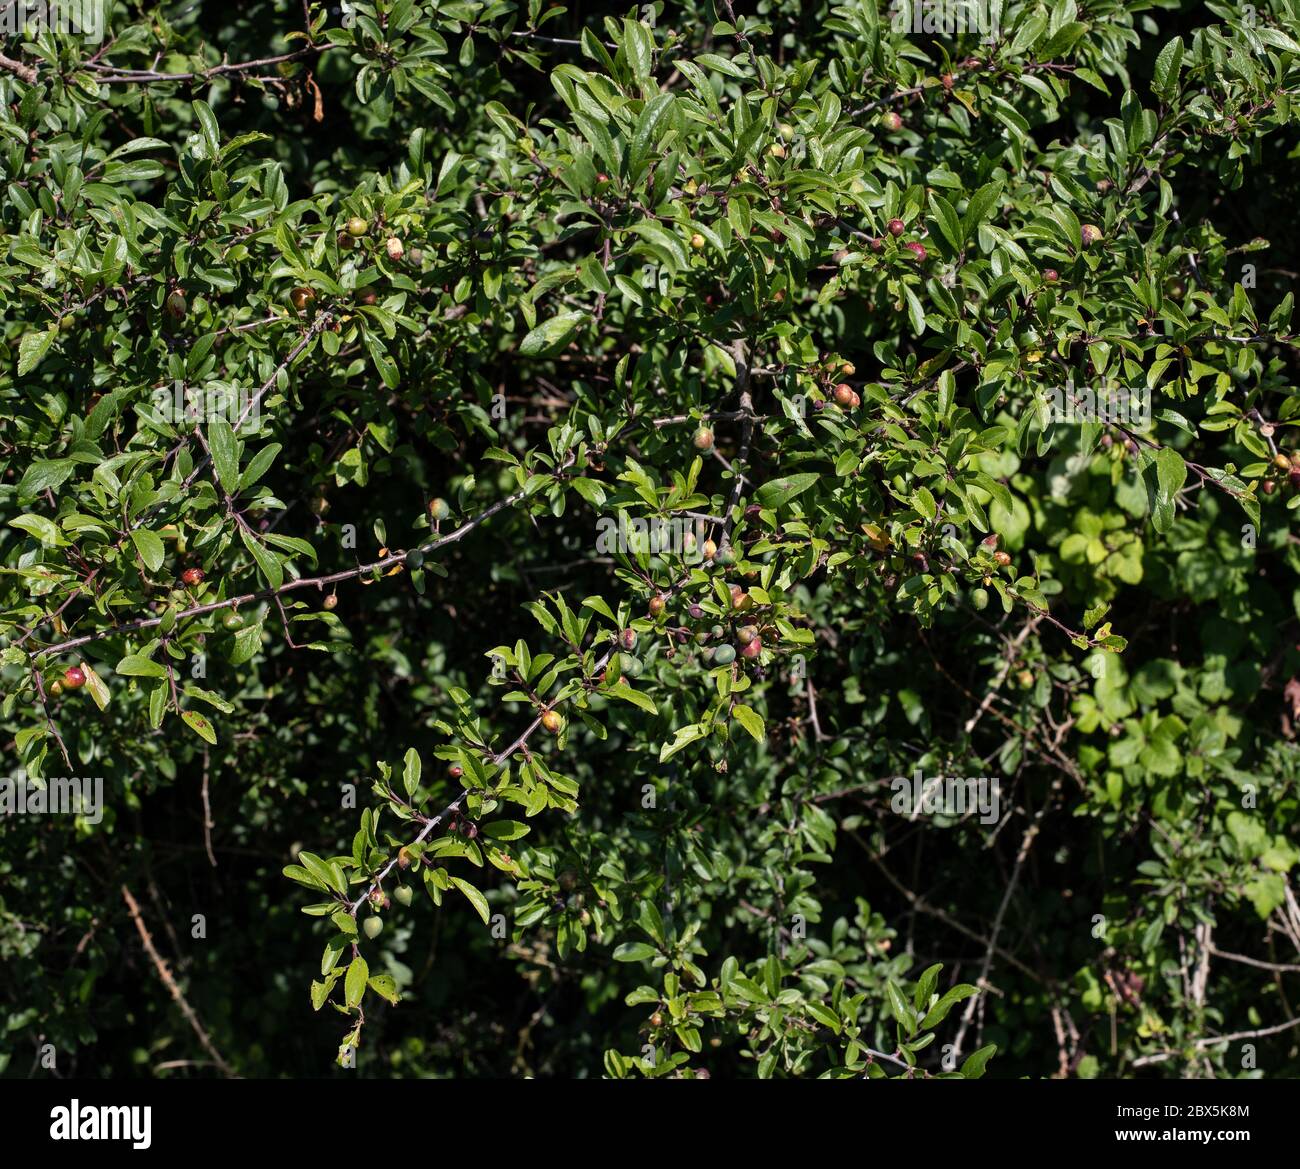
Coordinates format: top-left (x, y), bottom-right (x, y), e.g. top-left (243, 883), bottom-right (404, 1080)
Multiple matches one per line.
top-left (121, 884), bottom-right (236, 1077)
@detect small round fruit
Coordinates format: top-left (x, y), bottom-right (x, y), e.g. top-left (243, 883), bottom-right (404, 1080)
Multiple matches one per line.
top-left (880, 111), bottom-right (903, 132)
top-left (621, 655), bottom-right (643, 679)
top-left (839, 361), bottom-right (856, 377)
top-left (904, 241), bottom-right (928, 262)
top-left (405, 548), bottom-right (425, 569)
top-left (693, 426), bottom-right (715, 451)
top-left (356, 288), bottom-right (378, 306)
top-left (1274, 453), bottom-right (1291, 470)
top-left (730, 586), bottom-right (753, 612)
top-left (834, 383), bottom-right (855, 407)
top-left (448, 763), bottom-right (464, 780)
top-left (941, 72), bottom-right (955, 91)
top-left (650, 1011), bottom-right (664, 1028)
top-left (48, 679), bottom-right (64, 698)
top-left (971, 587), bottom-right (989, 610)
top-left (541, 710), bottom-right (563, 734)
top-left (345, 216), bottom-right (369, 238)
top-left (740, 637), bottom-right (762, 660)
top-left (689, 232), bottom-right (706, 250)
top-left (222, 611), bottom-right (243, 631)
top-left (713, 544), bottom-right (735, 566)
top-left (1016, 669), bottom-right (1035, 689)
top-left (982, 533), bottom-right (1000, 550)
top-left (888, 218), bottom-right (905, 237)
top-left (63, 666), bottom-right (87, 689)
top-left (767, 143), bottom-right (786, 159)
top-left (713, 644), bottom-right (737, 665)
top-left (394, 884), bottom-right (413, 906)
top-left (648, 594), bottom-right (666, 618)
top-left (1081, 223), bottom-right (1102, 247)
top-left (182, 567), bottom-right (205, 587)
top-left (290, 286), bottom-right (315, 311)
top-left (1042, 268), bottom-right (1059, 283)
top-left (1263, 479), bottom-right (1277, 495)
top-left (848, 391), bottom-right (861, 408)
top-left (323, 593), bottom-right (338, 611)
top-left (993, 550), bottom-right (1012, 567)
top-left (736, 625), bottom-right (759, 646)
top-left (579, 908), bottom-right (591, 926)
top-left (164, 290), bottom-right (187, 320)
top-left (385, 237), bottom-right (405, 262)
top-left (620, 628), bottom-right (638, 651)
top-left (427, 498), bottom-right (451, 522)
top-left (702, 539), bottom-right (718, 560)
top-left (363, 916), bottom-right (383, 939)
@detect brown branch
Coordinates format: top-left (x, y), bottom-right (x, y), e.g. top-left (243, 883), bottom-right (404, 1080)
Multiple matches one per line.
top-left (347, 640), bottom-right (616, 916)
top-left (0, 51), bottom-right (37, 84)
top-left (13, 312), bottom-right (334, 651)
top-left (200, 748), bottom-right (217, 868)
top-left (121, 884), bottom-right (236, 1078)
top-left (85, 46), bottom-right (319, 85)
top-left (32, 463), bottom-right (554, 659)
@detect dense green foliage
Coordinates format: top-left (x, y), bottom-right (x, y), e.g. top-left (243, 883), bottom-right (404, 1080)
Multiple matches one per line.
top-left (3, 0), bottom-right (1300, 1080)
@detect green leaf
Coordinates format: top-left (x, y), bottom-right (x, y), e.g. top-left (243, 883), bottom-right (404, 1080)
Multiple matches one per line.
top-left (913, 963), bottom-right (942, 1011)
top-left (962, 181), bottom-right (1003, 236)
top-left (368, 973), bottom-right (400, 1005)
top-left (451, 876), bottom-right (490, 924)
top-left (131, 529), bottom-right (165, 573)
top-left (18, 328), bottom-right (56, 376)
top-left (181, 709), bottom-right (218, 744)
top-left (344, 957), bottom-right (369, 1009)
top-left (519, 311), bottom-right (586, 357)
top-left (81, 663), bottom-right (111, 711)
top-left (284, 864), bottom-right (326, 890)
top-left (659, 722), bottom-right (706, 761)
top-left (886, 980), bottom-right (916, 1033)
top-left (17, 459), bottom-right (75, 502)
top-left (1153, 37), bottom-right (1184, 99)
top-left (240, 443), bottom-right (282, 491)
top-left (240, 528), bottom-right (284, 589)
top-left (208, 417), bottom-right (240, 494)
top-left (609, 681), bottom-right (658, 715)
top-left (960, 1043), bottom-right (997, 1079)
top-left (613, 942), bottom-right (658, 962)
top-left (116, 654), bottom-right (166, 678)
top-left (403, 747), bottom-right (421, 799)
top-left (805, 1001), bottom-right (841, 1033)
top-left (1149, 446), bottom-right (1187, 533)
top-left (920, 983), bottom-right (979, 1029)
top-left (754, 473), bottom-right (820, 510)
top-left (731, 703), bottom-right (765, 744)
